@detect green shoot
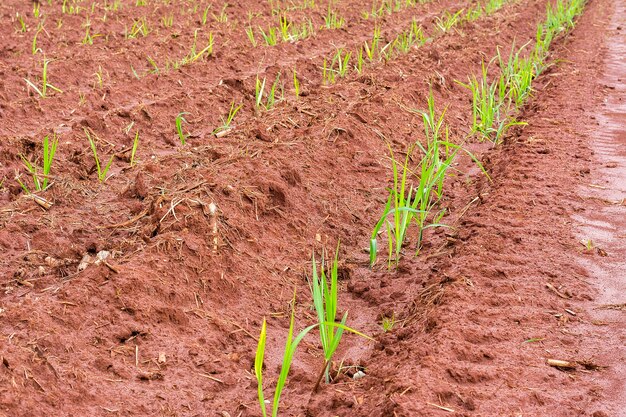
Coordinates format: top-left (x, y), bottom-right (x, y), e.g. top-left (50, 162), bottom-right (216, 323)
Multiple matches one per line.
top-left (213, 102), bottom-right (243, 135)
top-left (83, 25), bottom-right (94, 45)
top-left (201, 6), bottom-right (210, 25)
top-left (434, 9), bottom-right (463, 33)
top-left (535, 0), bottom-right (586, 69)
top-left (161, 13), bottom-right (173, 28)
top-left (410, 20), bottom-right (426, 46)
top-left (254, 292), bottom-right (319, 417)
top-left (393, 31), bottom-right (412, 54)
top-left (130, 64), bottom-right (141, 79)
top-left (310, 244), bottom-right (346, 384)
top-left (104, 0), bottom-right (122, 12)
top-left (19, 133), bottom-right (58, 191)
top-left (356, 47), bottom-right (364, 73)
top-left (293, 68), bottom-right (300, 99)
top-left (323, 49), bottom-right (351, 84)
top-left (381, 314), bottom-right (396, 332)
top-left (369, 143), bottom-right (420, 267)
top-left (392, 20), bottom-right (425, 56)
top-left (124, 121), bottom-right (135, 135)
top-left (62, 0), bottom-right (81, 14)
top-left (581, 238), bottom-right (594, 251)
top-left (171, 30), bottom-right (214, 69)
top-left (364, 25), bottom-right (381, 62)
top-left (175, 112), bottom-right (190, 144)
top-left (456, 61), bottom-right (524, 143)
top-left (130, 131), bottom-right (139, 167)
top-left (32, 24), bottom-right (43, 55)
top-left (93, 66), bottom-right (104, 89)
top-left (255, 289), bottom-right (371, 417)
top-left (24, 57), bottom-right (63, 98)
top-left (393, 20), bottom-right (426, 54)
top-left (335, 49), bottom-right (351, 78)
top-left (255, 74), bottom-right (281, 110)
top-left (191, 30), bottom-right (215, 61)
top-left (485, 0), bottom-right (507, 14)
top-left (82, 15), bottom-right (102, 45)
top-left (370, 93), bottom-right (464, 267)
top-left (323, 5), bottom-right (344, 29)
top-left (212, 4), bottom-right (228, 23)
top-left (379, 41), bottom-right (394, 62)
top-left (16, 13), bottom-right (27, 33)
top-left (245, 26), bottom-right (257, 46)
top-left (465, 3), bottom-right (484, 21)
top-left (259, 25), bottom-right (278, 46)
top-left (41, 134), bottom-right (57, 190)
top-left (85, 128), bottom-right (113, 182)
top-left (268, 0), bottom-right (281, 15)
top-left (266, 73), bottom-right (281, 109)
top-left (146, 55), bottom-right (159, 74)
top-left (278, 14), bottom-right (291, 42)
top-left (255, 319), bottom-right (267, 417)
top-left (497, 43), bottom-right (535, 108)
top-left (322, 58), bottom-right (333, 84)
top-left (300, 19), bottom-right (314, 41)
top-left (15, 175), bottom-right (31, 195)
top-left (126, 16), bottom-right (150, 39)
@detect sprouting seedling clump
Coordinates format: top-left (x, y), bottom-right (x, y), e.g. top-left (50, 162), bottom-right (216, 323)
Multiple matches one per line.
top-left (85, 128), bottom-right (114, 182)
top-left (307, 244), bottom-right (373, 389)
top-left (17, 133), bottom-right (58, 193)
top-left (370, 91), bottom-right (487, 267)
top-left (24, 57), bottom-right (63, 98)
top-left (213, 102), bottom-right (243, 135)
top-left (254, 247), bottom-right (372, 416)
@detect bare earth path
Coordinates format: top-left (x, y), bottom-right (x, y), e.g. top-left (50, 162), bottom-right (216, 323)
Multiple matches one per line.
top-left (574, 0), bottom-right (626, 413)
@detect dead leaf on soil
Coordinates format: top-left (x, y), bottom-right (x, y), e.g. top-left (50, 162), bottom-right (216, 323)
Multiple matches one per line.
top-left (576, 359), bottom-right (608, 371)
top-left (545, 283), bottom-right (571, 299)
top-left (197, 372), bottom-right (223, 383)
top-left (27, 194), bottom-right (53, 210)
top-left (546, 359), bottom-right (577, 370)
top-left (426, 402), bottom-right (455, 413)
top-left (596, 303), bottom-right (626, 311)
top-left (137, 372), bottom-right (163, 381)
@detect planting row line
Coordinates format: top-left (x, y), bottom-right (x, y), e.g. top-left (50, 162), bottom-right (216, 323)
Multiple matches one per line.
top-left (251, 1), bottom-right (588, 416)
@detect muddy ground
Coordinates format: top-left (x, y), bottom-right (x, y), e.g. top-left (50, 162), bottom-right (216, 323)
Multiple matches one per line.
top-left (0, 0), bottom-right (624, 416)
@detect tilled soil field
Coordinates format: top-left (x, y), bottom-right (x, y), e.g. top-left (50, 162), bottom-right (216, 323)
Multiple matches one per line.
top-left (0, 0), bottom-right (624, 416)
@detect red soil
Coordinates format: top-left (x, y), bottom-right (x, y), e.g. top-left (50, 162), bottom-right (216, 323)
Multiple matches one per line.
top-left (0, 0), bottom-right (623, 416)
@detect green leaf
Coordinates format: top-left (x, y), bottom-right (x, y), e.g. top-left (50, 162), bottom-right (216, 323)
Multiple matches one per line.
top-left (255, 319), bottom-right (267, 417)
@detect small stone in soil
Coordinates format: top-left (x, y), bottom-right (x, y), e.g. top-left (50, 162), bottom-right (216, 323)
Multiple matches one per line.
top-left (353, 370), bottom-right (366, 380)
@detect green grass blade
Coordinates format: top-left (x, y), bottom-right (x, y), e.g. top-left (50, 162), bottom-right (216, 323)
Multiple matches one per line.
top-left (255, 319), bottom-right (268, 417)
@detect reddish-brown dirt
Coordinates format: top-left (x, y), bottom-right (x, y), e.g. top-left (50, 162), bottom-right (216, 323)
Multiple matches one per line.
top-left (0, 0), bottom-right (624, 416)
